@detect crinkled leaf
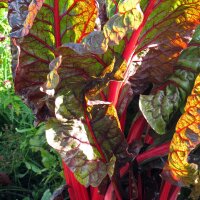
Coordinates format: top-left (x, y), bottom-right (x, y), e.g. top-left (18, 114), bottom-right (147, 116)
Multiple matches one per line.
top-left (66, 0), bottom-right (143, 54)
top-left (42, 45), bottom-right (126, 95)
top-left (46, 102), bottom-right (130, 187)
top-left (43, 46), bottom-right (131, 186)
top-left (46, 118), bottom-right (108, 187)
top-left (9, 0), bottom-right (97, 121)
top-left (9, 0), bottom-right (143, 123)
top-left (130, 0), bottom-right (200, 94)
top-left (105, 0), bottom-right (120, 18)
top-left (163, 74), bottom-right (200, 200)
top-left (139, 26), bottom-right (200, 134)
top-left (0, 0), bottom-right (7, 8)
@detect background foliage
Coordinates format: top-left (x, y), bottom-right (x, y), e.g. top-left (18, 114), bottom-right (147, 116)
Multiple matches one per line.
top-left (0, 8), bottom-right (66, 200)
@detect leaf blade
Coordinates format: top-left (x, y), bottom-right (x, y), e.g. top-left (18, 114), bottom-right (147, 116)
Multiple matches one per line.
top-left (139, 26), bottom-right (200, 134)
top-left (130, 0), bottom-right (200, 94)
top-left (163, 74), bottom-right (200, 199)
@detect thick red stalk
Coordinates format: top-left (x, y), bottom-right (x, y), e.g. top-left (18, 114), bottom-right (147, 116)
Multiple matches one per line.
top-left (90, 187), bottom-right (104, 200)
top-left (119, 108), bottom-right (127, 132)
top-left (108, 81), bottom-right (123, 107)
top-left (62, 161), bottom-right (76, 200)
top-left (105, 183), bottom-right (116, 200)
top-left (136, 142), bottom-right (170, 164)
top-left (111, 177), bottom-right (123, 200)
top-left (120, 162), bottom-right (130, 177)
top-left (62, 161), bottom-right (90, 200)
top-left (54, 0), bottom-right (61, 47)
top-left (122, 0), bottom-right (156, 62)
top-left (159, 181), bottom-right (171, 200)
top-left (127, 115), bottom-right (147, 144)
top-left (169, 186), bottom-right (180, 200)
top-left (144, 133), bottom-right (154, 144)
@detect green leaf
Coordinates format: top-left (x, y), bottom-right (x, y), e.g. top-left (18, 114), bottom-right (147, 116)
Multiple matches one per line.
top-left (22, 197), bottom-right (31, 200)
top-left (164, 74), bottom-right (200, 199)
top-left (41, 189), bottom-right (52, 200)
top-left (130, 0), bottom-right (200, 94)
top-left (40, 149), bottom-right (57, 169)
top-left (139, 26), bottom-right (200, 134)
top-left (41, 48), bottom-right (131, 186)
top-left (46, 101), bottom-right (130, 187)
top-left (24, 161), bottom-right (43, 174)
top-left (9, 0), bottom-right (98, 121)
top-left (69, 0), bottom-right (143, 54)
top-left (0, 0), bottom-right (7, 9)
top-left (29, 136), bottom-right (44, 151)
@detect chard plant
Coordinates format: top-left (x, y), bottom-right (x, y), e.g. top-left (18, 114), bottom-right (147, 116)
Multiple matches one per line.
top-left (0, 0), bottom-right (200, 199)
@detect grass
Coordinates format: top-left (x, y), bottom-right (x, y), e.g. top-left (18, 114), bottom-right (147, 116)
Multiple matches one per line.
top-left (0, 8), bottom-right (67, 200)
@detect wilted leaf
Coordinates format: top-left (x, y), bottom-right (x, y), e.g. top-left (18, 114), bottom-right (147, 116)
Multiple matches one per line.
top-left (163, 74), bottom-right (200, 199)
top-left (8, 0), bottom-right (44, 38)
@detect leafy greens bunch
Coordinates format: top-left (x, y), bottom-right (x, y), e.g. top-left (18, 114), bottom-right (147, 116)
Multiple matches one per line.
top-left (0, 0), bottom-right (200, 199)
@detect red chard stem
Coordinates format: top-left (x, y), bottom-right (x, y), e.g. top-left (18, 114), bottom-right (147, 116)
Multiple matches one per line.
top-left (136, 142), bottom-right (170, 164)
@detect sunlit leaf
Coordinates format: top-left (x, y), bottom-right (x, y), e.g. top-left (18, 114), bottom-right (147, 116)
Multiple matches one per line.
top-left (139, 26), bottom-right (200, 134)
top-left (42, 46), bottom-right (131, 186)
top-left (0, 0), bottom-right (7, 8)
top-left (164, 74), bottom-right (200, 199)
top-left (64, 0), bottom-right (143, 54)
top-left (130, 0), bottom-right (200, 94)
top-left (9, 0), bottom-right (98, 121)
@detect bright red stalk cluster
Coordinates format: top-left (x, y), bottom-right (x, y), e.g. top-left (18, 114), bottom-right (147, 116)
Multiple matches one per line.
top-left (62, 1), bottom-right (160, 199)
top-left (63, 161), bottom-right (105, 200)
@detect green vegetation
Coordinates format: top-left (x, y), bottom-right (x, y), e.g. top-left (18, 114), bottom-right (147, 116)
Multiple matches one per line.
top-left (0, 9), bottom-right (65, 200)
